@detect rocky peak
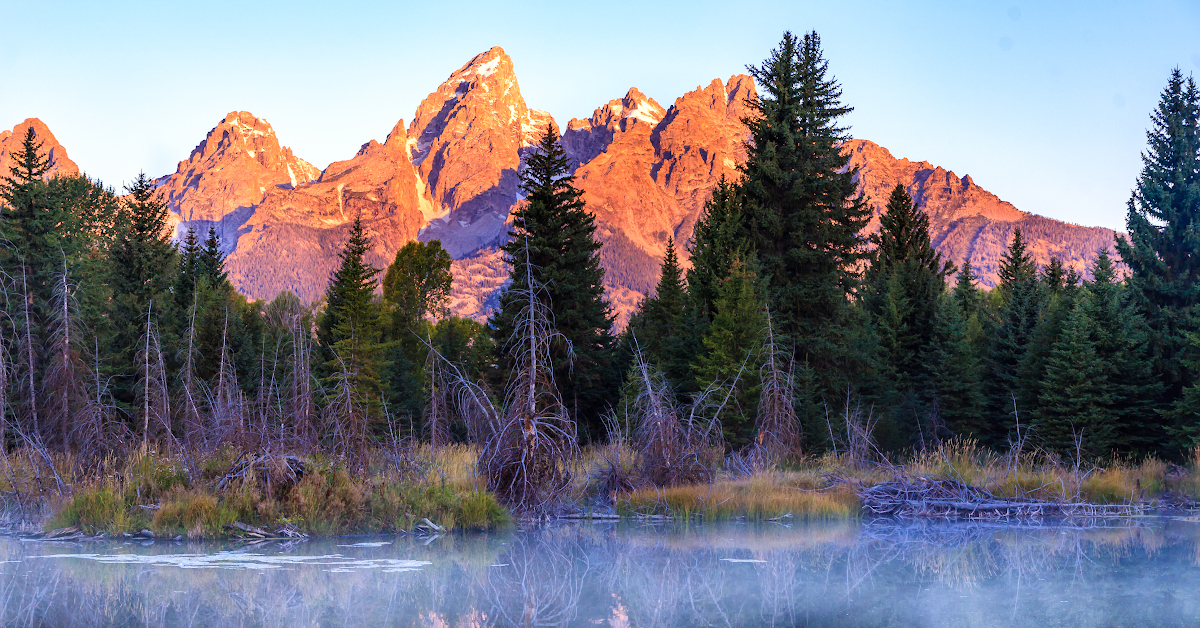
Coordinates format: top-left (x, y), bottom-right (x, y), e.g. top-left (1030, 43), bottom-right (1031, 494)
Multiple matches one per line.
top-left (158, 111), bottom-right (319, 222)
top-left (0, 118), bottom-right (80, 180)
top-left (563, 87), bottom-right (667, 169)
top-left (408, 46), bottom-right (557, 258)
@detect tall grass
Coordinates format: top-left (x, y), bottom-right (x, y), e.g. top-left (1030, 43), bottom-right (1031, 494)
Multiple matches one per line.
top-left (45, 443), bottom-right (508, 537)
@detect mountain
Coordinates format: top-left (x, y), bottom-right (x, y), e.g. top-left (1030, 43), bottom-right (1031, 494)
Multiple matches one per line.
top-left (7, 48), bottom-right (1120, 324)
top-left (0, 118), bottom-right (79, 179)
top-left (843, 139), bottom-right (1118, 287)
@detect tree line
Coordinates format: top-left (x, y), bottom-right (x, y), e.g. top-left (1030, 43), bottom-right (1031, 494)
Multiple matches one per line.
top-left (1, 32), bottom-right (1198, 468)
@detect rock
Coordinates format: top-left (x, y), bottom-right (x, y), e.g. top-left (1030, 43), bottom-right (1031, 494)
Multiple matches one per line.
top-left (0, 118), bottom-right (79, 180)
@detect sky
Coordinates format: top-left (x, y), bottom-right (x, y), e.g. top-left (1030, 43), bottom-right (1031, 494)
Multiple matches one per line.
top-left (2, 1), bottom-right (1198, 232)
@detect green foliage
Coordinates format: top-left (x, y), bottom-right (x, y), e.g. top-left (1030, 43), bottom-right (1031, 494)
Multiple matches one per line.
top-left (491, 124), bottom-right (617, 441)
top-left (623, 237), bottom-right (697, 397)
top-left (1116, 69), bottom-right (1200, 449)
top-left (692, 256), bottom-right (767, 448)
top-left (382, 239), bottom-right (453, 330)
top-left (984, 229), bottom-right (1045, 445)
top-left (738, 31), bottom-right (870, 367)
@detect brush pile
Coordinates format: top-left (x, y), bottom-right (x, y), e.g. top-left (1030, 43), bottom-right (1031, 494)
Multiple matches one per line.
top-left (855, 477), bottom-right (1147, 519)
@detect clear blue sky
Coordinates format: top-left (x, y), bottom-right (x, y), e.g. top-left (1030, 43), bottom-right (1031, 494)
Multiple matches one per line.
top-left (2, 0), bottom-right (1197, 231)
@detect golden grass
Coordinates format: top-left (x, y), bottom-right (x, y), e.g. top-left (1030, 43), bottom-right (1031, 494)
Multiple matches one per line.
top-left (617, 471), bottom-right (858, 521)
top-left (45, 443), bottom-right (508, 537)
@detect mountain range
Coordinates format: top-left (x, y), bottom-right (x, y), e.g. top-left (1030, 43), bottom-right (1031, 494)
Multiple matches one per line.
top-left (5, 47), bottom-right (1119, 325)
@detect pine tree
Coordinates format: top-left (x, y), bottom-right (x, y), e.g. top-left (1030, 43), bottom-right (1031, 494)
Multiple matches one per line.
top-left (174, 228), bottom-right (202, 311)
top-left (1115, 69), bottom-right (1200, 446)
top-left (491, 124), bottom-right (616, 441)
top-left (985, 229), bottom-right (1045, 445)
top-left (862, 184), bottom-right (954, 445)
top-left (1084, 250), bottom-right (1164, 454)
top-left (198, 227), bottom-right (228, 287)
top-left (108, 173), bottom-right (177, 419)
top-left (926, 295), bottom-right (986, 440)
top-left (738, 31), bottom-right (870, 369)
top-left (318, 216), bottom-right (385, 445)
top-left (692, 255), bottom-right (767, 448)
top-left (686, 177), bottom-right (744, 319)
top-left (1038, 300), bottom-right (1111, 456)
top-left (623, 237), bottom-right (696, 395)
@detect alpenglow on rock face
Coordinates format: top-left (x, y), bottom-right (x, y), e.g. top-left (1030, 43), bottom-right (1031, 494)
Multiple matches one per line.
top-left (0, 118), bottom-right (79, 180)
top-left (9, 47), bottom-right (1120, 323)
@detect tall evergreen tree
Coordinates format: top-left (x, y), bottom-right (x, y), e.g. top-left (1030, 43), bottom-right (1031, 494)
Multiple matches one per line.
top-left (984, 229), bottom-right (1045, 445)
top-left (738, 31), bottom-right (870, 368)
top-left (1115, 69), bottom-right (1200, 445)
top-left (692, 255), bottom-right (767, 449)
top-left (198, 227), bottom-right (228, 287)
top-left (686, 177), bottom-right (744, 319)
top-left (624, 237), bottom-right (695, 396)
top-left (490, 125), bottom-right (616, 441)
top-left (108, 173), bottom-right (177, 417)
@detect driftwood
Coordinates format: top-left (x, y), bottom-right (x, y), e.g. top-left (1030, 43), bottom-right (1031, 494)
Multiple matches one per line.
top-left (216, 452), bottom-right (307, 495)
top-left (854, 477), bottom-right (1148, 519)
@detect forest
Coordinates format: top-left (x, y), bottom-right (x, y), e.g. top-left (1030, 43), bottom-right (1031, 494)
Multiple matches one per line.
top-left (2, 32), bottom-right (1199, 534)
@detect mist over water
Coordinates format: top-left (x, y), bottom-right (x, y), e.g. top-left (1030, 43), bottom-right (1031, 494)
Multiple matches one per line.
top-left (2, 518), bottom-right (1199, 627)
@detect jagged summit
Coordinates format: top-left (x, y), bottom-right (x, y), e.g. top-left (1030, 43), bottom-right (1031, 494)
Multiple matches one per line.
top-left (0, 118), bottom-right (79, 180)
top-left (158, 111), bottom-right (319, 223)
top-left (7, 47), bottom-right (1120, 322)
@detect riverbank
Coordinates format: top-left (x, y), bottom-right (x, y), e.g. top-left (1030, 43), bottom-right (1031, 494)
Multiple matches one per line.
top-left (11, 439), bottom-right (1200, 537)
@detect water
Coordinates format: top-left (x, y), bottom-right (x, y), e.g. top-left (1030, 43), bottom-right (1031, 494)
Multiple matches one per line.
top-left (2, 517), bottom-right (1199, 627)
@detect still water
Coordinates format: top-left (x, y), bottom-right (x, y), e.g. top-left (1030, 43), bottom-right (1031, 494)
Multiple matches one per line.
top-left (1, 518), bottom-right (1199, 627)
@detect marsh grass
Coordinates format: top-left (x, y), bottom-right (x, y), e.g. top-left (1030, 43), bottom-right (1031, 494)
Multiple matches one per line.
top-left (45, 443), bottom-right (507, 537)
top-left (616, 471), bottom-right (857, 521)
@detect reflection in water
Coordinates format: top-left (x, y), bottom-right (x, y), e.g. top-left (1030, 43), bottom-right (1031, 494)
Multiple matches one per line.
top-left (1, 518), bottom-right (1199, 626)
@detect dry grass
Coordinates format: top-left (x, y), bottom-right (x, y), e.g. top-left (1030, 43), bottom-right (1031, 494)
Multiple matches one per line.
top-left (617, 471), bottom-right (858, 521)
top-left (44, 443), bottom-right (507, 537)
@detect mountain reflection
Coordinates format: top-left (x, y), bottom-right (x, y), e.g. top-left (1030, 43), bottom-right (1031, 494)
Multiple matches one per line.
top-left (2, 518), bottom-right (1199, 627)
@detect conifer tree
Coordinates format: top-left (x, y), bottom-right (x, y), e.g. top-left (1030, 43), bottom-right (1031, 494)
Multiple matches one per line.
top-left (862, 184), bottom-right (954, 445)
top-left (319, 217), bottom-right (384, 385)
top-left (491, 125), bottom-right (616, 441)
top-left (1083, 250), bottom-right (1163, 453)
top-left (1038, 300), bottom-right (1111, 456)
top-left (623, 237), bottom-right (696, 395)
top-left (985, 229), bottom-right (1045, 445)
top-left (738, 31), bottom-right (870, 367)
top-left (926, 295), bottom-right (986, 439)
top-left (108, 173), bottom-right (177, 414)
top-left (692, 255), bottom-right (767, 448)
top-left (174, 228), bottom-right (202, 312)
top-left (686, 177), bottom-right (744, 319)
top-left (198, 227), bottom-right (228, 287)
top-left (1115, 69), bottom-right (1200, 444)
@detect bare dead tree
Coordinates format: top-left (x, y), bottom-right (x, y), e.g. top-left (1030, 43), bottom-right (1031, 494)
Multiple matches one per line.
top-left (44, 256), bottom-right (91, 454)
top-left (16, 265), bottom-right (39, 442)
top-left (751, 312), bottom-right (800, 465)
top-left (137, 302), bottom-right (171, 450)
top-left (177, 289), bottom-right (208, 450)
top-left (211, 307), bottom-right (244, 448)
top-left (423, 331), bottom-right (451, 448)
top-left (283, 306), bottom-right (317, 450)
top-left (323, 350), bottom-right (368, 460)
top-left (629, 344), bottom-right (727, 487)
top-left (477, 244), bottom-right (577, 512)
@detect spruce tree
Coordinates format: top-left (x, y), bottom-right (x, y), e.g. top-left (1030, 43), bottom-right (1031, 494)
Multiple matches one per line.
top-left (926, 295), bottom-right (986, 440)
top-left (108, 173), bottom-right (177, 416)
top-left (623, 237), bottom-right (695, 396)
top-left (1084, 250), bottom-right (1163, 453)
top-left (198, 227), bottom-right (228, 287)
top-left (1038, 300), bottom-right (1111, 456)
top-left (1115, 69), bottom-right (1200, 445)
top-left (686, 177), bottom-right (744, 319)
top-left (984, 229), bottom-right (1045, 445)
top-left (861, 184), bottom-right (954, 445)
top-left (490, 124), bottom-right (616, 441)
top-left (692, 255), bottom-right (767, 449)
top-left (738, 31), bottom-right (870, 368)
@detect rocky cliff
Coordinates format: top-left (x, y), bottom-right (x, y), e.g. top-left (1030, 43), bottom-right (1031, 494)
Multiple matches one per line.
top-left (0, 118), bottom-right (79, 180)
top-left (7, 48), bottom-right (1120, 323)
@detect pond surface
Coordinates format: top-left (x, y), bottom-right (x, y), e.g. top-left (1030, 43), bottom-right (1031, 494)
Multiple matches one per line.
top-left (2, 517), bottom-right (1199, 627)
